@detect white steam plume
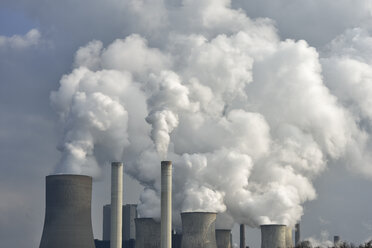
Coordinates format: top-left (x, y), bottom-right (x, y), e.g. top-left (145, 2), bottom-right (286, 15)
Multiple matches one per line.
top-left (51, 0), bottom-right (371, 229)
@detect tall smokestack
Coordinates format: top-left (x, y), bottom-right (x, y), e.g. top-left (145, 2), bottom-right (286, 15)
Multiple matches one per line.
top-left (161, 161), bottom-right (172, 248)
top-left (39, 175), bottom-right (95, 248)
top-left (285, 227), bottom-right (293, 248)
top-left (240, 224), bottom-right (246, 248)
top-left (295, 223), bottom-right (300, 247)
top-left (260, 224), bottom-right (286, 248)
top-left (111, 162), bottom-right (123, 248)
top-left (216, 229), bottom-right (232, 248)
top-left (135, 218), bottom-right (161, 248)
top-left (181, 212), bottom-right (217, 248)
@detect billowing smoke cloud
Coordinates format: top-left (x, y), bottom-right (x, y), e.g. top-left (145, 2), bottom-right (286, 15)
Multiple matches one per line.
top-left (51, 0), bottom-right (372, 229)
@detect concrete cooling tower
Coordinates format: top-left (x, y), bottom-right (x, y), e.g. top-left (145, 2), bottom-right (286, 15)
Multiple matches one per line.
top-left (285, 227), bottom-right (293, 248)
top-left (261, 224), bottom-right (286, 248)
top-left (181, 212), bottom-right (217, 248)
top-left (135, 218), bottom-right (161, 248)
top-left (39, 175), bottom-right (95, 248)
top-left (216, 229), bottom-right (232, 248)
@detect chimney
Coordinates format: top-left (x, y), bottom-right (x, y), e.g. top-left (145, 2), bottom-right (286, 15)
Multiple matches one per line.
top-left (216, 229), bottom-right (232, 248)
top-left (260, 224), bottom-right (286, 248)
top-left (295, 223), bottom-right (300, 247)
top-left (285, 226), bottom-right (293, 248)
top-left (39, 175), bottom-right (95, 248)
top-left (240, 224), bottom-right (246, 248)
top-left (161, 161), bottom-right (172, 248)
top-left (135, 218), bottom-right (161, 248)
top-left (111, 162), bottom-right (123, 248)
top-left (181, 212), bottom-right (217, 248)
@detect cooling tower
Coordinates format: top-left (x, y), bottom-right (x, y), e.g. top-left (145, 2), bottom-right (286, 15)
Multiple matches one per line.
top-left (161, 161), bottom-right (172, 248)
top-left (111, 162), bottom-right (123, 248)
top-left (285, 227), bottom-right (293, 248)
top-left (181, 212), bottom-right (217, 248)
top-left (216, 229), bottom-right (232, 248)
top-left (135, 218), bottom-right (161, 248)
top-left (260, 224), bottom-right (286, 248)
top-left (39, 175), bottom-right (95, 248)
top-left (240, 224), bottom-right (246, 248)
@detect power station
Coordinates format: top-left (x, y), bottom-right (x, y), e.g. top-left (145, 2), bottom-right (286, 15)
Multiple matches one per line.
top-left (39, 161), bottom-right (299, 248)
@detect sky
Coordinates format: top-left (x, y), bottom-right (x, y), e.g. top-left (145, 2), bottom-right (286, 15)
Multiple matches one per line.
top-left (1, 1), bottom-right (372, 248)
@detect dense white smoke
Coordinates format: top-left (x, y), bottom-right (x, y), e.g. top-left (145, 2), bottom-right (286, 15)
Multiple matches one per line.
top-left (51, 0), bottom-right (372, 228)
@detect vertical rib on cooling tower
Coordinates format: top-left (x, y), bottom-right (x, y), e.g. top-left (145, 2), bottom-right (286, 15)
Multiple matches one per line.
top-left (135, 218), bottom-right (161, 248)
top-left (39, 175), bottom-right (95, 248)
top-left (181, 212), bottom-right (217, 248)
top-left (216, 229), bottom-right (232, 248)
top-left (260, 224), bottom-right (286, 248)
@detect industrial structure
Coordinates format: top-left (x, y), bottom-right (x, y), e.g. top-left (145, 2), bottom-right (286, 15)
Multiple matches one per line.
top-left (240, 224), bottom-right (246, 248)
top-left (103, 204), bottom-right (111, 241)
top-left (295, 223), bottom-right (300, 247)
top-left (110, 162), bottom-right (123, 248)
top-left (181, 212), bottom-right (218, 248)
top-left (161, 161), bottom-right (172, 248)
top-left (286, 226), bottom-right (293, 248)
top-left (123, 204), bottom-right (137, 241)
top-left (216, 229), bottom-right (232, 248)
top-left (102, 204), bottom-right (137, 242)
top-left (135, 218), bottom-right (161, 248)
top-left (39, 175), bottom-right (95, 248)
top-left (334, 236), bottom-right (341, 247)
top-left (38, 160), bottom-right (307, 248)
top-left (260, 224), bottom-right (287, 248)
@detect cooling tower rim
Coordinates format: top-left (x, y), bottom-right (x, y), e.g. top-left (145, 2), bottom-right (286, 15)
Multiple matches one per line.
top-left (260, 224), bottom-right (286, 227)
top-left (181, 211), bottom-right (217, 215)
top-left (46, 174), bottom-right (92, 179)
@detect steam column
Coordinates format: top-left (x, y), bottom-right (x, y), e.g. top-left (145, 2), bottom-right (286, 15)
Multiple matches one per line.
top-left (111, 162), bottom-right (123, 248)
top-left (161, 161), bottom-right (172, 248)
